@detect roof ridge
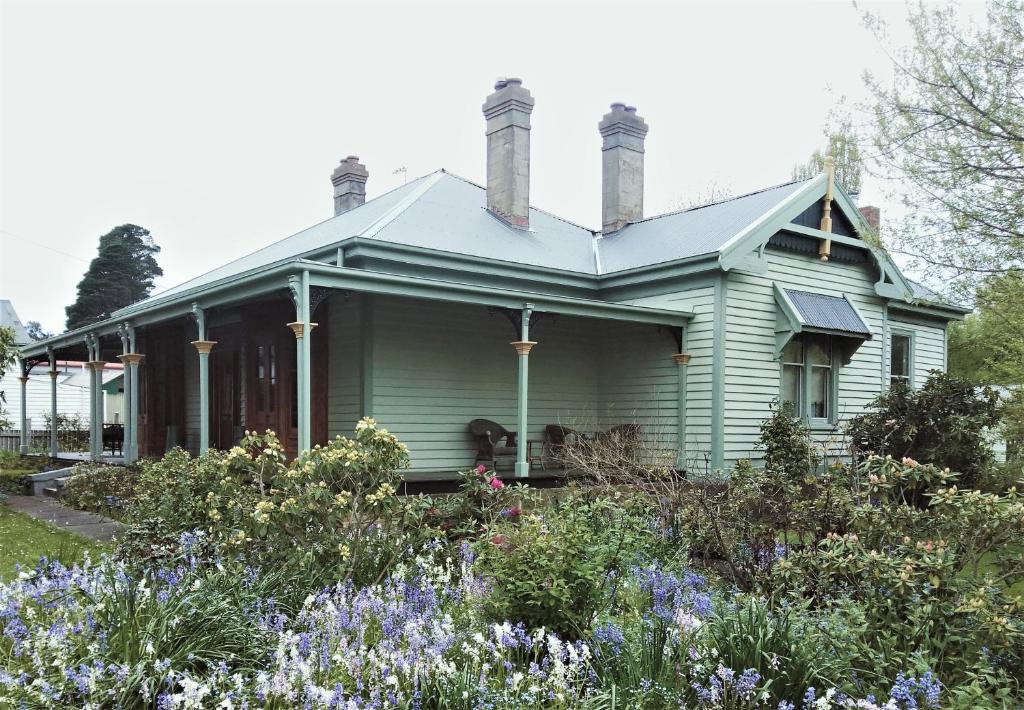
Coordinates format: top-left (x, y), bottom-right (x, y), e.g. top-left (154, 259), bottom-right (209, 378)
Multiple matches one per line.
top-left (437, 169), bottom-right (598, 235)
top-left (625, 177), bottom-right (813, 227)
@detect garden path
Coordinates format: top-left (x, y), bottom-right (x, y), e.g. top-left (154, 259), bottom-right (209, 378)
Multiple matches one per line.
top-left (4, 496), bottom-right (123, 542)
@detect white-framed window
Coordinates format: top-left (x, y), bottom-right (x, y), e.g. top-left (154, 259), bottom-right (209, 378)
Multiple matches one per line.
top-left (780, 334), bottom-right (836, 424)
top-left (890, 332), bottom-right (913, 387)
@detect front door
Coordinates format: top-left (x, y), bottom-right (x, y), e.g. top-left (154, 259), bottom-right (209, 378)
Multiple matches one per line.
top-left (247, 333), bottom-right (298, 454)
top-left (213, 345), bottom-right (242, 450)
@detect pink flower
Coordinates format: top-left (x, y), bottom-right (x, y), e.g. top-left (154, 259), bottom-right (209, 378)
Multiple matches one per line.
top-left (489, 476), bottom-right (505, 490)
top-left (475, 464), bottom-right (487, 475)
top-left (490, 533), bottom-right (509, 547)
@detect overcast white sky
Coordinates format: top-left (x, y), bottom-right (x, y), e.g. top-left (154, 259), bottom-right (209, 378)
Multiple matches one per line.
top-left (0, 0), bottom-right (984, 333)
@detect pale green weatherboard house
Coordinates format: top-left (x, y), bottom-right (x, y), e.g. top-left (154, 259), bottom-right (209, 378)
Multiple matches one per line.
top-left (16, 79), bottom-right (969, 478)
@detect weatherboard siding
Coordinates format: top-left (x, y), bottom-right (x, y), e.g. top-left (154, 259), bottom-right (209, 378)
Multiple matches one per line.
top-left (887, 317), bottom-right (947, 387)
top-left (326, 294), bottom-right (363, 439)
top-left (723, 249), bottom-right (886, 466)
top-left (598, 321), bottom-right (679, 463)
top-left (621, 284), bottom-right (716, 468)
top-left (367, 296), bottom-right (607, 474)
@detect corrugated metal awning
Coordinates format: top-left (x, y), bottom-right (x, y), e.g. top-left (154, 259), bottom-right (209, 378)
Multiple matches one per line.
top-left (773, 284), bottom-right (872, 360)
top-left (784, 289), bottom-right (871, 336)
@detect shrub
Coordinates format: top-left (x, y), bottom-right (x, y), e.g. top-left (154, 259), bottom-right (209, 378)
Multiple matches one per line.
top-left (775, 456), bottom-right (1024, 689)
top-left (475, 494), bottom-right (646, 638)
top-left (123, 418), bottom-right (412, 587)
top-left (847, 373), bottom-right (1000, 489)
top-left (60, 463), bottom-right (136, 514)
top-left (759, 401), bottom-right (822, 480)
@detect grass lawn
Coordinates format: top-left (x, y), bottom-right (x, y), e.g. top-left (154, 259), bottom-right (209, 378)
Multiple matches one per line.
top-left (0, 503), bottom-right (109, 580)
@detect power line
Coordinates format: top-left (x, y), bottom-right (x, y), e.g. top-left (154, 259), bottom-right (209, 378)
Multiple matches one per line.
top-left (0, 230), bottom-right (91, 264)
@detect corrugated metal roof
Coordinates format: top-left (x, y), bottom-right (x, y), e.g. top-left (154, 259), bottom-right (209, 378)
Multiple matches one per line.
top-left (596, 179), bottom-right (812, 273)
top-left (369, 170), bottom-right (598, 274)
top-left (0, 300), bottom-right (31, 345)
top-left (785, 289), bottom-right (871, 336)
top-left (906, 279), bottom-right (968, 311)
top-left (126, 172), bottom-right (827, 313)
top-left (129, 171), bottom-right (602, 312)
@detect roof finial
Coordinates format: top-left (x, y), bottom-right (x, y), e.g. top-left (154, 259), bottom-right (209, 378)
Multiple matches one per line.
top-left (818, 155), bottom-right (836, 261)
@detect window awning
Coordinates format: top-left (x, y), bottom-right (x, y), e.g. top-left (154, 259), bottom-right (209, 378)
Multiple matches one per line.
top-left (774, 284), bottom-right (872, 359)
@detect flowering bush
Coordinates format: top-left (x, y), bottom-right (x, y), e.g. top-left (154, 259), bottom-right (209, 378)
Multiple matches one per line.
top-left (848, 373), bottom-right (1001, 490)
top-left (424, 464), bottom-right (536, 540)
top-left (775, 455), bottom-right (1024, 693)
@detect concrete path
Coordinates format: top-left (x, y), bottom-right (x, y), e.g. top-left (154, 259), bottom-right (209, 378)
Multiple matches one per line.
top-left (4, 495), bottom-right (123, 542)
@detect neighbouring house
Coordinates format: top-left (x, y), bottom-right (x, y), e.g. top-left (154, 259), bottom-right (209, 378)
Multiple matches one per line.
top-left (16, 79), bottom-right (968, 475)
top-left (1, 300), bottom-right (122, 450)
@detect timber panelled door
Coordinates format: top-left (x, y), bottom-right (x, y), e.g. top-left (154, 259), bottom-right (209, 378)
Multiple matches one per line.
top-left (247, 329), bottom-right (298, 454)
top-left (211, 337), bottom-right (243, 451)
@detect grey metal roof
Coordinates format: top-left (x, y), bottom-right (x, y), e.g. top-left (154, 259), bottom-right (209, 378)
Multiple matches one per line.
top-left (125, 171), bottom-right (881, 318)
top-left (905, 279), bottom-right (969, 311)
top-left (0, 300), bottom-right (31, 345)
top-left (786, 289), bottom-right (871, 336)
top-left (130, 171), bottom-right (601, 313)
top-left (596, 179), bottom-right (812, 273)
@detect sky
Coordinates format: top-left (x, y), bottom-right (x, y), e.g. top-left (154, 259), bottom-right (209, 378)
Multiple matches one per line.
top-left (0, 0), bottom-right (984, 334)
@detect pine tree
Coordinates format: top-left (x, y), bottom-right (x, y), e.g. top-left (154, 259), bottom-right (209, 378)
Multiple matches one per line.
top-left (65, 224), bottom-right (163, 330)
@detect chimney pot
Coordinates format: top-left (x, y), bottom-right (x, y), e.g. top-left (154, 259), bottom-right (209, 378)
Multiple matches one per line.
top-left (331, 156), bottom-right (369, 216)
top-left (482, 76), bottom-right (535, 228)
top-left (599, 102), bottom-right (649, 233)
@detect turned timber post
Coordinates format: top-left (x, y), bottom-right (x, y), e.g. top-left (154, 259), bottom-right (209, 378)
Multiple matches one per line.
top-left (191, 303), bottom-right (216, 455)
top-left (511, 303), bottom-right (536, 478)
top-left (47, 348), bottom-right (58, 458)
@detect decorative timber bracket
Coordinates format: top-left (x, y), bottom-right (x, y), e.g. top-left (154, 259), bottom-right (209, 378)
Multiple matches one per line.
top-left (657, 324), bottom-right (684, 352)
top-left (488, 306), bottom-right (557, 339)
top-left (191, 302), bottom-right (208, 341)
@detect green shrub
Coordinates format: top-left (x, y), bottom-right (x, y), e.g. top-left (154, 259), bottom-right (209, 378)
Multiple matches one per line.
top-left (775, 455), bottom-right (1024, 688)
top-left (759, 401), bottom-right (821, 480)
top-left (122, 418), bottom-right (412, 587)
top-left (847, 373), bottom-right (1000, 489)
top-left (475, 494), bottom-right (644, 638)
top-left (61, 463), bottom-right (136, 514)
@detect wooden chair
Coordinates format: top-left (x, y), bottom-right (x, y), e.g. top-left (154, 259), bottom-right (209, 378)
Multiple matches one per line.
top-left (541, 424), bottom-right (585, 469)
top-left (102, 424), bottom-right (124, 456)
top-left (468, 418), bottom-right (518, 471)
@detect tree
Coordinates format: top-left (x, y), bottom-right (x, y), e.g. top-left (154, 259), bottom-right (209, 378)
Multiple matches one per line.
top-left (25, 321), bottom-right (51, 341)
top-left (791, 115), bottom-right (863, 194)
top-left (863, 1), bottom-right (1024, 293)
top-left (66, 224), bottom-right (163, 330)
top-left (0, 326), bottom-right (18, 429)
top-left (948, 270), bottom-right (1024, 385)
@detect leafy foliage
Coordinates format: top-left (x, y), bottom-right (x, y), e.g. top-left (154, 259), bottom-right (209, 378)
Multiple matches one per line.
top-left (792, 114), bottom-right (863, 195)
top-left (847, 373), bottom-right (1001, 491)
top-left (862, 0), bottom-right (1024, 291)
top-left (0, 325), bottom-right (18, 428)
top-left (65, 224), bottom-right (163, 329)
top-left (60, 463), bottom-right (136, 515)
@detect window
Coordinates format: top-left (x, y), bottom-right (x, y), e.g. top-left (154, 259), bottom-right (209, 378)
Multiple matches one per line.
top-left (781, 339), bottom-right (803, 416)
top-left (808, 337), bottom-right (832, 419)
top-left (780, 334), bottom-right (835, 423)
top-left (890, 333), bottom-right (912, 386)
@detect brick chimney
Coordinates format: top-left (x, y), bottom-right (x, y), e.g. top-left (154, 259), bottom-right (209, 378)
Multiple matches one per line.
top-left (599, 103), bottom-right (649, 233)
top-left (331, 156), bottom-right (369, 216)
top-left (482, 78), bottom-right (534, 228)
top-left (859, 205), bottom-right (880, 234)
